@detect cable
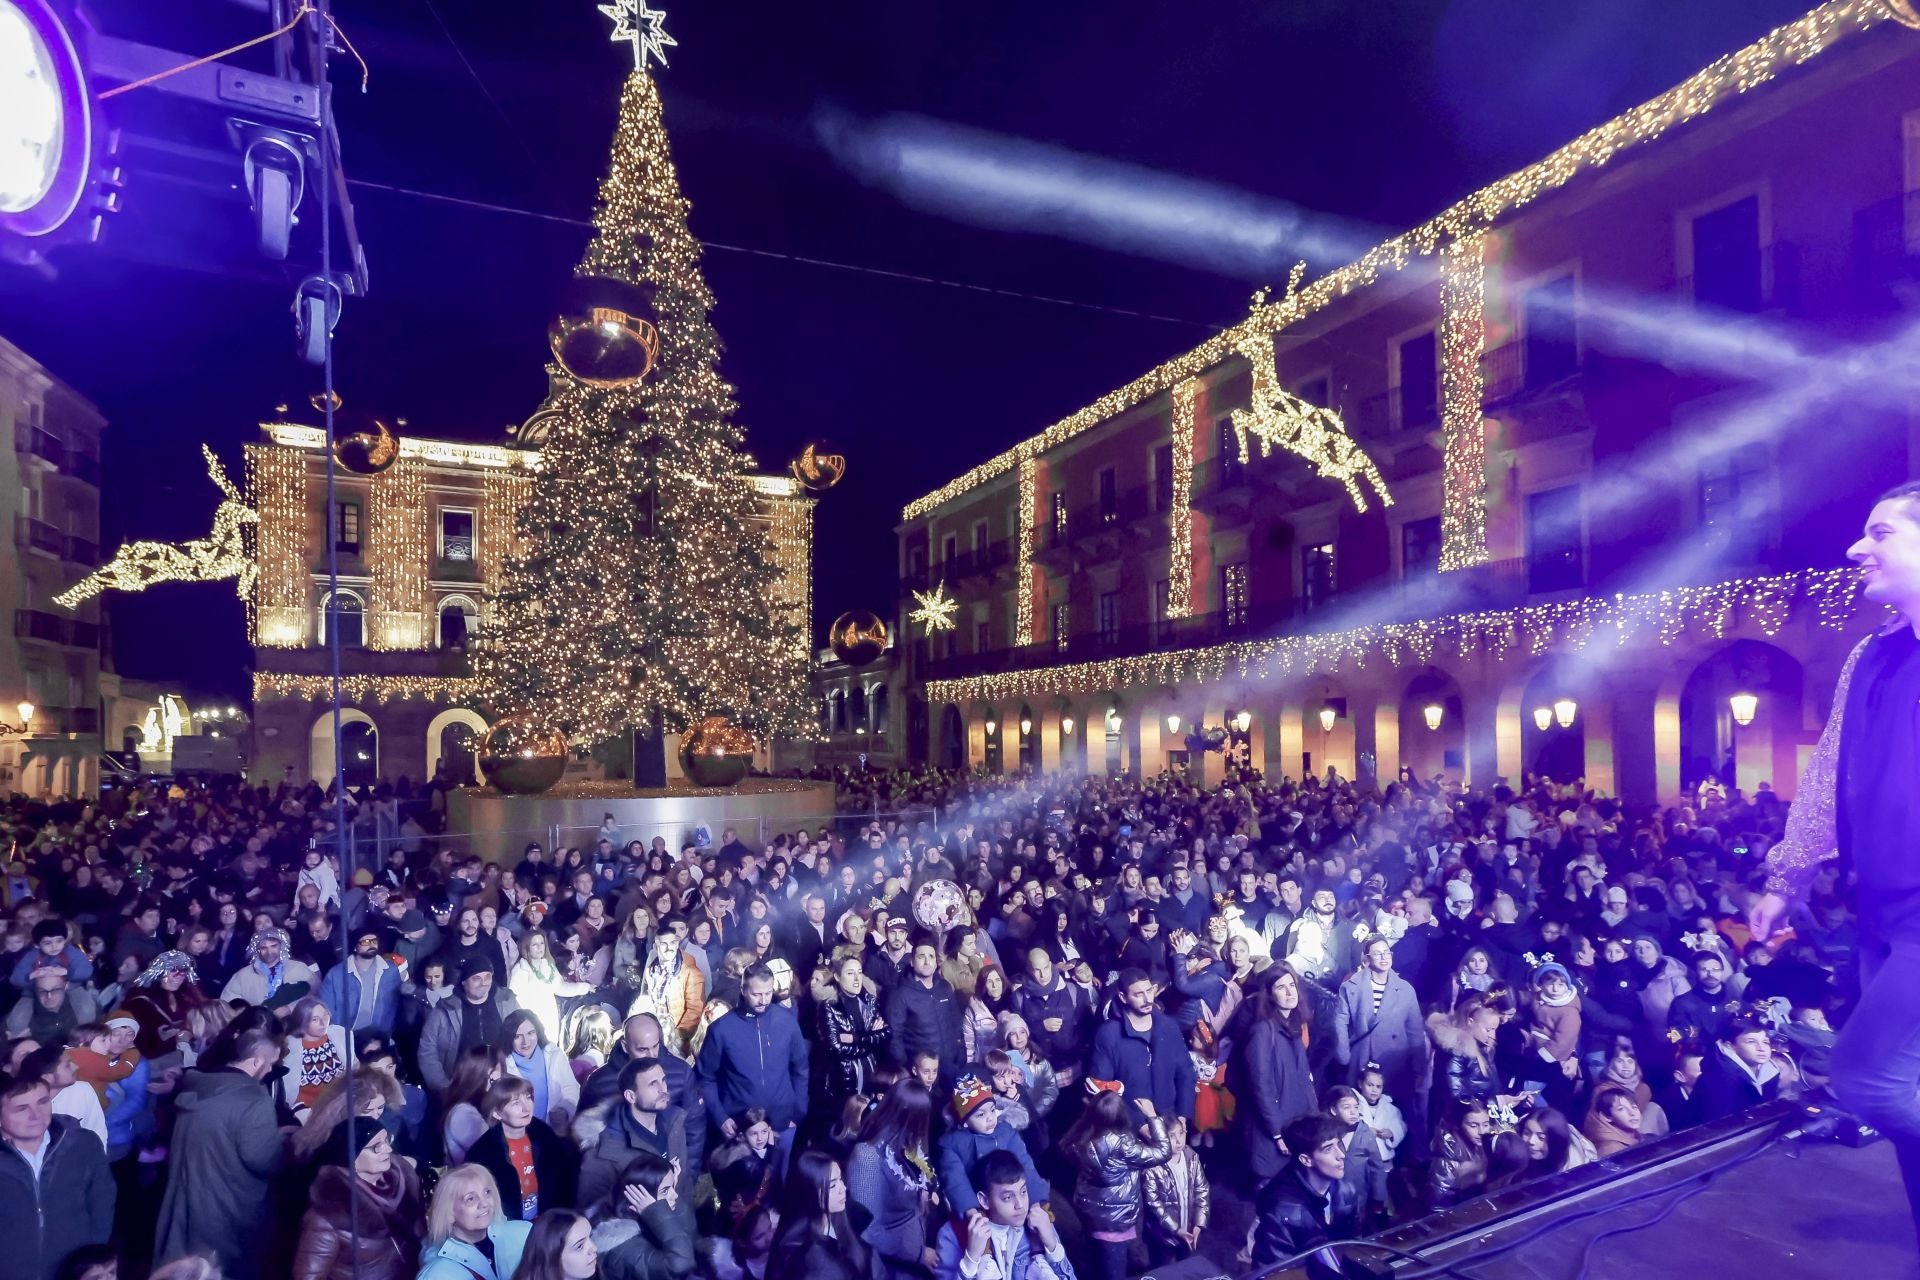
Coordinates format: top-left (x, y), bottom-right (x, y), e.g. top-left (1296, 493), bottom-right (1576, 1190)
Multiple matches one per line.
top-left (342, 178), bottom-right (1221, 329)
top-left (416, 0), bottom-right (546, 179)
top-left (1566, 1138), bottom-right (1777, 1280)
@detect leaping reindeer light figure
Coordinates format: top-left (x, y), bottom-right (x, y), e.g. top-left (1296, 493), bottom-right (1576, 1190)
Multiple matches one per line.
top-left (54, 445), bottom-right (257, 609)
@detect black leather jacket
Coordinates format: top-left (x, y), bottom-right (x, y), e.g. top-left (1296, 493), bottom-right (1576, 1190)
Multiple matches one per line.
top-left (1252, 1164), bottom-right (1362, 1269)
top-left (819, 990), bottom-right (887, 1100)
top-left (1427, 1126), bottom-right (1489, 1208)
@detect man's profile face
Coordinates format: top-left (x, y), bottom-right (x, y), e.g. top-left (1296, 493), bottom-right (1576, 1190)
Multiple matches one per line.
top-left (1850, 496), bottom-right (1920, 608)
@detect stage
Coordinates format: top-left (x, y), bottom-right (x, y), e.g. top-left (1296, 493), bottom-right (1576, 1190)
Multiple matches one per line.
top-left (445, 777), bottom-right (837, 863)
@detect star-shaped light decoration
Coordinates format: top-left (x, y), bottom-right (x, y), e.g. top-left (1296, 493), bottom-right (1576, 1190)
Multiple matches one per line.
top-left (598, 0), bottom-right (678, 71)
top-left (909, 581), bottom-right (959, 634)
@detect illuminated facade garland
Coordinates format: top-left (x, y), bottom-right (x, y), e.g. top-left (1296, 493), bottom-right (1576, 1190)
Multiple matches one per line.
top-left (1228, 332), bottom-right (1392, 512)
top-left (1016, 459), bottom-right (1037, 643)
top-left (924, 567), bottom-right (1867, 704)
top-left (368, 457), bottom-right (430, 649)
top-left (253, 673), bottom-right (483, 704)
top-left (1439, 234), bottom-right (1491, 571)
top-left (1168, 379), bottom-right (1198, 618)
top-left (901, 0), bottom-right (1899, 524)
top-left (769, 493), bottom-right (815, 661)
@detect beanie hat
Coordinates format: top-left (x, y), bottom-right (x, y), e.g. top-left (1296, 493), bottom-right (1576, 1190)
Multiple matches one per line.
top-left (324, 1117), bottom-right (388, 1169)
top-left (1445, 880), bottom-right (1475, 906)
top-left (398, 909), bottom-right (428, 934)
top-left (457, 953), bottom-right (493, 982)
top-left (1531, 962), bottom-right (1572, 987)
top-left (952, 1074), bottom-right (995, 1122)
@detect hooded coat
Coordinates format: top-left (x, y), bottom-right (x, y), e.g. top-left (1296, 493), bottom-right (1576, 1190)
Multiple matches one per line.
top-left (155, 1068), bottom-right (286, 1280)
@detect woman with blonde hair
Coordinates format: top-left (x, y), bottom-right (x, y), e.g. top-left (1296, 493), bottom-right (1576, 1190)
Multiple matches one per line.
top-left (417, 1164), bottom-right (533, 1280)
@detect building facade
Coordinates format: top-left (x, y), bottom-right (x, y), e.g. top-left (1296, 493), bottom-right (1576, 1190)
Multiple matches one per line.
top-left (897, 6), bottom-right (1920, 807)
top-left (0, 336), bottom-right (107, 797)
top-left (247, 422), bottom-right (814, 786)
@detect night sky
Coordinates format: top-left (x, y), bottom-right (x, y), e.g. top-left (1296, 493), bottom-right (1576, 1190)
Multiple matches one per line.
top-left (0, 0), bottom-right (1817, 702)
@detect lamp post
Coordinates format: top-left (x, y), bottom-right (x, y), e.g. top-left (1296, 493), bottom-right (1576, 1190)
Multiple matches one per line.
top-left (1423, 704), bottom-right (1444, 731)
top-left (1553, 698), bottom-right (1578, 729)
top-left (0, 703), bottom-right (33, 736)
top-left (1532, 706), bottom-right (1552, 732)
top-left (1728, 692), bottom-right (1758, 727)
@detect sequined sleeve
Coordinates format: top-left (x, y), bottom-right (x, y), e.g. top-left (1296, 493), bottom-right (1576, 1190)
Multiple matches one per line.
top-left (1765, 636), bottom-right (1871, 901)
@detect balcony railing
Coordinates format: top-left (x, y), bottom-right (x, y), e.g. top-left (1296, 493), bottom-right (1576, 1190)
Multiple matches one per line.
top-left (1033, 484), bottom-right (1156, 552)
top-left (13, 425), bottom-right (63, 466)
top-left (13, 610), bottom-right (99, 648)
top-left (14, 516), bottom-right (64, 557)
top-left (941, 538), bottom-right (1014, 580)
top-left (1852, 191), bottom-right (1920, 293)
top-left (1480, 340), bottom-right (1582, 405)
top-left (37, 707), bottom-right (100, 735)
top-left (1355, 385), bottom-right (1441, 438)
top-left (63, 534), bottom-right (97, 566)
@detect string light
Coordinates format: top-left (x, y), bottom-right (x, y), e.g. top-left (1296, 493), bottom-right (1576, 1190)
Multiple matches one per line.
top-left (480, 470), bottom-right (534, 629)
top-left (1169, 379), bottom-right (1197, 618)
top-left (1439, 234), bottom-right (1491, 570)
top-left (909, 580), bottom-right (959, 633)
top-left (55, 446), bottom-right (256, 608)
top-left (901, 0), bottom-right (1897, 525)
top-left (1017, 459), bottom-right (1037, 643)
top-left (368, 457), bottom-right (429, 649)
top-left (1229, 328), bottom-right (1392, 512)
top-left (923, 566), bottom-right (1869, 704)
top-left (469, 68), bottom-right (810, 747)
top-left (246, 442), bottom-right (310, 646)
top-left (769, 492), bottom-right (815, 661)
top-left (253, 673), bottom-right (483, 704)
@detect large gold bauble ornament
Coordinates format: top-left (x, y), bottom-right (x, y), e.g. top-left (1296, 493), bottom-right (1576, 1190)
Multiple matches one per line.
top-left (548, 276), bottom-right (661, 388)
top-left (478, 717), bottom-right (569, 795)
top-left (829, 609), bottom-right (889, 666)
top-left (333, 418), bottom-right (399, 476)
top-left (789, 442), bottom-right (846, 495)
top-left (1889, 0), bottom-right (1920, 29)
top-left (678, 714), bottom-right (756, 788)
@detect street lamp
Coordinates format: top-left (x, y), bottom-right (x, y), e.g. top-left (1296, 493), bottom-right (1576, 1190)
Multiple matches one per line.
top-left (1729, 692), bottom-right (1758, 727)
top-left (1165, 713), bottom-right (1182, 734)
top-left (1423, 704), bottom-right (1444, 731)
top-left (1318, 706), bottom-right (1336, 733)
top-left (1233, 710), bottom-right (1252, 733)
top-left (0, 702), bottom-right (33, 735)
top-left (1532, 706), bottom-right (1552, 732)
top-left (1061, 716), bottom-right (1075, 735)
top-left (984, 718), bottom-right (997, 737)
top-left (1019, 716), bottom-right (1032, 736)
top-left (1553, 698), bottom-right (1578, 729)
top-left (1105, 708), bottom-right (1122, 732)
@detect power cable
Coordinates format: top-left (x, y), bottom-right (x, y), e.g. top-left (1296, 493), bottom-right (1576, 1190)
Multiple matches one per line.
top-left (416, 0), bottom-right (548, 180)
top-left (343, 177), bottom-right (1222, 329)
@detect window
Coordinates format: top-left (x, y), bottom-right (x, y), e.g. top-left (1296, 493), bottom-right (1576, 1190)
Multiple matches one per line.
top-left (1153, 579), bottom-right (1171, 643)
top-left (321, 591), bottom-right (364, 647)
top-left (1700, 445), bottom-right (1771, 561)
top-left (1221, 563), bottom-right (1249, 628)
top-left (1302, 543), bottom-right (1336, 612)
top-left (1098, 468), bottom-right (1118, 524)
top-left (439, 508), bottom-right (475, 562)
top-left (1527, 485), bottom-right (1585, 592)
top-left (1401, 516), bottom-right (1442, 577)
top-left (1295, 375), bottom-right (1331, 407)
top-left (1691, 195), bottom-right (1763, 312)
top-left (1523, 275), bottom-right (1579, 387)
top-left (1098, 590), bottom-right (1120, 644)
top-left (976, 620), bottom-right (992, 655)
top-left (333, 501), bottom-right (361, 552)
top-left (908, 545), bottom-right (926, 576)
top-left (972, 521), bottom-right (989, 555)
top-left (1050, 491), bottom-right (1068, 541)
top-left (1153, 445), bottom-right (1175, 511)
top-left (1396, 332), bottom-right (1439, 429)
top-left (1217, 418), bottom-right (1243, 485)
top-left (1051, 603), bottom-right (1070, 654)
top-left (942, 534), bottom-right (958, 568)
top-left (438, 596), bottom-right (478, 648)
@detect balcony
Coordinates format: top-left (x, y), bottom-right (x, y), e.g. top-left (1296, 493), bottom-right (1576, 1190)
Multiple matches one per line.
top-left (941, 538), bottom-right (1014, 581)
top-left (1033, 485), bottom-right (1157, 558)
top-left (1355, 385), bottom-right (1441, 438)
top-left (65, 450), bottom-right (101, 487)
top-left (13, 425), bottom-right (63, 467)
top-left (36, 707), bottom-right (100, 735)
top-left (1480, 339), bottom-right (1582, 406)
top-left (63, 534), bottom-right (97, 566)
top-left (13, 610), bottom-right (98, 648)
top-left (14, 516), bottom-right (64, 557)
top-left (1852, 192), bottom-right (1920, 299)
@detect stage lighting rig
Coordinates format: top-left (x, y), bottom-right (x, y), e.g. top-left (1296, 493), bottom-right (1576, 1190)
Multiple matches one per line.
top-left (0, 0), bottom-right (369, 361)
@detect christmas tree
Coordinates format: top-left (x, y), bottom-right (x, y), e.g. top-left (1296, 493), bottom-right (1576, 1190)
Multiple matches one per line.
top-left (473, 36), bottom-right (809, 752)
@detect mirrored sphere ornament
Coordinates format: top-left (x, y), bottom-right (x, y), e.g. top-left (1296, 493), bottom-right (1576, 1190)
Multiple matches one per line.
top-left (478, 716), bottom-right (569, 795)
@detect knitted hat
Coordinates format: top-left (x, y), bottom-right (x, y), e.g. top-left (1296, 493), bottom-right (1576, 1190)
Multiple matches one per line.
top-left (104, 1011), bottom-right (139, 1032)
top-left (456, 953), bottom-right (493, 982)
top-left (324, 1117), bottom-right (387, 1169)
top-left (1445, 880), bottom-right (1475, 906)
top-left (1531, 962), bottom-right (1572, 987)
top-left (952, 1074), bottom-right (995, 1122)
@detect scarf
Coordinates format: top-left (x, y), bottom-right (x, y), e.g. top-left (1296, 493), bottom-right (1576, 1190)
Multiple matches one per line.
top-left (514, 1048), bottom-right (551, 1120)
top-left (1536, 986), bottom-right (1577, 1008)
top-left (254, 957), bottom-right (286, 999)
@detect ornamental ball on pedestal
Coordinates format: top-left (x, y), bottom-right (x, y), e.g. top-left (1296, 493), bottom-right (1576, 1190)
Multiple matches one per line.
top-left (678, 714), bottom-right (756, 788)
top-left (548, 275), bottom-right (661, 388)
top-left (478, 717), bottom-right (569, 795)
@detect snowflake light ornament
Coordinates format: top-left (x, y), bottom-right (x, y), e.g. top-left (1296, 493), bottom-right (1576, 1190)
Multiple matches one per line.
top-left (599, 0), bottom-right (678, 71)
top-left (909, 581), bottom-right (959, 634)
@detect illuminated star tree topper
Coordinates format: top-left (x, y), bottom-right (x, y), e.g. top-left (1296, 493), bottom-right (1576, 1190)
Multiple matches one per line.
top-left (598, 0), bottom-right (677, 71)
top-left (909, 581), bottom-right (959, 634)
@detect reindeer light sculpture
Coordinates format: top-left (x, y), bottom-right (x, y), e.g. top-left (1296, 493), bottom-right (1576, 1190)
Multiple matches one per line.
top-left (54, 446), bottom-right (258, 609)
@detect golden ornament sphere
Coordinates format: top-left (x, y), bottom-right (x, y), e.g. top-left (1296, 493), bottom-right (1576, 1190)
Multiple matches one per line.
top-left (678, 714), bottom-right (756, 788)
top-left (549, 276), bottom-right (661, 388)
top-left (333, 418), bottom-right (399, 476)
top-left (789, 442), bottom-right (846, 495)
top-left (1889, 0), bottom-right (1920, 29)
top-left (478, 717), bottom-right (569, 795)
top-left (829, 609), bottom-right (889, 667)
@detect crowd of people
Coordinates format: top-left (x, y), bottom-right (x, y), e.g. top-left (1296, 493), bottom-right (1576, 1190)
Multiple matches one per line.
top-left (0, 757), bottom-right (1852, 1280)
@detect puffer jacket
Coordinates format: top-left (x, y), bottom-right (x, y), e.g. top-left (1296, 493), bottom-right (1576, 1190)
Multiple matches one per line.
top-left (290, 1162), bottom-right (423, 1280)
top-left (416, 1219), bottom-right (531, 1280)
top-left (1427, 1126), bottom-right (1488, 1208)
top-left (1426, 1011), bottom-right (1497, 1113)
top-left (1067, 1115), bottom-right (1172, 1235)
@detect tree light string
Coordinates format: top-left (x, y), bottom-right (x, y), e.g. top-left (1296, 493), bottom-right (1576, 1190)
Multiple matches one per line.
top-left (923, 566), bottom-right (1868, 705)
top-left (1168, 379), bottom-right (1198, 618)
top-left (1439, 234), bottom-right (1492, 571)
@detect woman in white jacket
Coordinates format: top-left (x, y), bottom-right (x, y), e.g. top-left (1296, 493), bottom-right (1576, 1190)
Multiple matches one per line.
top-left (498, 1007), bottom-right (579, 1135)
top-left (507, 929), bottom-right (591, 1043)
top-left (282, 995), bottom-right (353, 1123)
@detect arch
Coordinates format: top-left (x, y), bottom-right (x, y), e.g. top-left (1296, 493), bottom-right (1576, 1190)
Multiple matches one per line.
top-left (1300, 679), bottom-right (1355, 782)
top-left (426, 707), bottom-right (489, 783)
top-left (939, 704), bottom-right (965, 770)
top-left (1677, 639), bottom-right (1808, 800)
top-left (438, 594), bottom-right (480, 649)
top-left (1518, 661), bottom-right (1589, 786)
top-left (849, 686), bottom-right (869, 735)
top-left (870, 684), bottom-right (891, 735)
top-left (319, 589), bottom-right (365, 648)
top-left (1397, 666), bottom-right (1467, 785)
top-left (1017, 702), bottom-right (1038, 770)
top-left (310, 707), bottom-right (376, 786)
top-left (831, 690), bottom-right (848, 733)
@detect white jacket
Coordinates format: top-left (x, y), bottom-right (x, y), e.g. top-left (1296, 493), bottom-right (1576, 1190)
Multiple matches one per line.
top-left (503, 1041), bottom-right (580, 1130)
top-left (507, 959), bottom-right (591, 1044)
